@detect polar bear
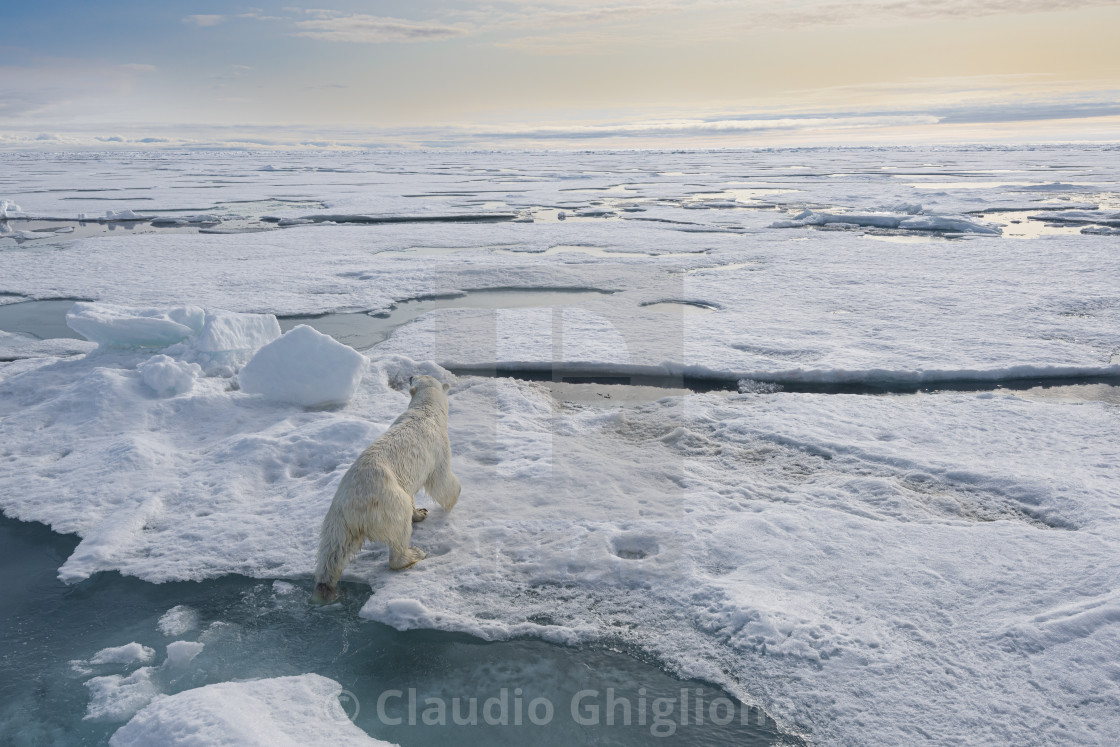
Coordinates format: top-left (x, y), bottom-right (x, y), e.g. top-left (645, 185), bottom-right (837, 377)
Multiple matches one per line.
top-left (311, 375), bottom-right (460, 604)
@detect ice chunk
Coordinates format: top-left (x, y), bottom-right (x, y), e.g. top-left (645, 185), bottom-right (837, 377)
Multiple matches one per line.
top-left (76, 209), bottom-right (147, 222)
top-left (1014, 182), bottom-right (1082, 191)
top-left (108, 675), bottom-right (394, 746)
top-left (157, 605), bottom-right (199, 637)
top-left (163, 641), bottom-right (204, 669)
top-left (66, 303), bottom-right (205, 349)
top-left (1038, 210), bottom-right (1120, 227)
top-left (880, 202), bottom-right (923, 214)
top-left (138, 355), bottom-right (202, 397)
top-left (1081, 225), bottom-right (1120, 235)
top-left (898, 215), bottom-right (1001, 234)
top-left (85, 667), bottom-right (160, 722)
top-left (238, 325), bottom-right (366, 407)
top-left (66, 303), bottom-right (279, 368)
top-left (771, 209), bottom-right (1000, 234)
top-left (89, 643), bottom-right (156, 666)
top-left (0, 199), bottom-right (26, 218)
top-left (0, 330), bottom-right (96, 360)
top-left (193, 310), bottom-right (280, 354)
top-left (149, 214), bottom-right (221, 227)
top-left (79, 210), bottom-right (147, 222)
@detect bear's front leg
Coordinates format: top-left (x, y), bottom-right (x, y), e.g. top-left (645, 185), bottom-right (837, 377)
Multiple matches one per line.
top-left (412, 507), bottom-right (428, 522)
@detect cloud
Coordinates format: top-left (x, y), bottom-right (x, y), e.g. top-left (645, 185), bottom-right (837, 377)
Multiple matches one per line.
top-left (0, 60), bottom-right (156, 119)
top-left (291, 14), bottom-right (468, 43)
top-left (471, 114), bottom-right (942, 140)
top-left (182, 14), bottom-right (226, 27)
top-left (481, 0), bottom-right (1119, 53)
top-left (746, 0), bottom-right (1118, 28)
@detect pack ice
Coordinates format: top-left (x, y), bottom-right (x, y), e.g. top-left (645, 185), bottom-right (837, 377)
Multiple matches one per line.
top-left (110, 675), bottom-right (394, 746)
top-left (2, 146), bottom-right (1119, 746)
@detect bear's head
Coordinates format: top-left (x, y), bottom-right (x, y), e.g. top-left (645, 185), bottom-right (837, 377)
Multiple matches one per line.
top-left (409, 375), bottom-right (450, 397)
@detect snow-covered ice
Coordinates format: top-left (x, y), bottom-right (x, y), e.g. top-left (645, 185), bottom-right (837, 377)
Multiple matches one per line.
top-left (1, 146), bottom-right (1119, 746)
top-left (85, 668), bottom-right (161, 722)
top-left (88, 643), bottom-right (156, 667)
top-left (163, 641), bottom-right (204, 669)
top-left (156, 605), bottom-right (200, 637)
top-left (238, 324), bottom-right (366, 407)
top-left (109, 675), bottom-right (395, 747)
top-left (66, 303), bottom-right (205, 349)
top-left (138, 355), bottom-right (202, 397)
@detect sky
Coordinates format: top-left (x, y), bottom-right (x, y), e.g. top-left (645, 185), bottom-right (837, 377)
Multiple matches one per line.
top-left (1, 0), bottom-right (1118, 149)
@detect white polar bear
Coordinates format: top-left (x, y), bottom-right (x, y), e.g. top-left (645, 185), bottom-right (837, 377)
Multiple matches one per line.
top-left (312, 375), bottom-right (460, 604)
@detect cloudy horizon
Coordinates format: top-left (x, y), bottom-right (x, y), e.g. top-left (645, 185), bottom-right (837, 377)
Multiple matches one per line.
top-left (2, 1), bottom-right (1118, 150)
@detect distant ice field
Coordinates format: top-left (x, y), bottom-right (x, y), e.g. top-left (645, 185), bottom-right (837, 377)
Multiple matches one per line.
top-left (1, 146), bottom-right (1119, 746)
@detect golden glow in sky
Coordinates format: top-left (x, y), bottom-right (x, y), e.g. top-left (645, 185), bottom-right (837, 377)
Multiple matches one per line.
top-left (1, 1), bottom-right (1118, 148)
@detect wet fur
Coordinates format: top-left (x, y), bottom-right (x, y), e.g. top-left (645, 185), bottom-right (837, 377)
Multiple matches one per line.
top-left (312, 376), bottom-right (460, 603)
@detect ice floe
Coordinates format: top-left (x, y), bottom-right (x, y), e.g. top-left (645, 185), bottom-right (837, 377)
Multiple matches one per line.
top-left (1031, 209), bottom-right (1120, 227)
top-left (88, 643), bottom-right (156, 667)
top-left (66, 303), bottom-right (205, 349)
top-left (163, 641), bottom-right (204, 669)
top-left (2, 146), bottom-right (1120, 746)
top-left (770, 208), bottom-right (1001, 234)
top-left (109, 675), bottom-right (394, 746)
top-left (2, 339), bottom-right (1119, 742)
top-left (78, 209), bottom-right (148, 222)
top-left (66, 303), bottom-right (280, 373)
top-left (85, 668), bottom-right (160, 722)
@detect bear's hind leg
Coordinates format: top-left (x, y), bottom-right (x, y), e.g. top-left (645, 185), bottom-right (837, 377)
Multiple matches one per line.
top-left (382, 486), bottom-right (426, 570)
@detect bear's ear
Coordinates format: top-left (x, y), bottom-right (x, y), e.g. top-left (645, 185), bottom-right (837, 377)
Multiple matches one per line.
top-left (409, 386), bottom-right (417, 396)
top-left (442, 382), bottom-right (450, 392)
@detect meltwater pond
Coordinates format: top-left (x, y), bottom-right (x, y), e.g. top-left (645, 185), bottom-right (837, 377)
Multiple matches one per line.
top-left (0, 513), bottom-right (797, 746)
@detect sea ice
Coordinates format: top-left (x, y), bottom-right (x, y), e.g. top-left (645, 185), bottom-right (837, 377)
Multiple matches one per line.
top-left (2, 146), bottom-right (1120, 746)
top-left (0, 330), bottom-right (95, 360)
top-left (149, 214), bottom-right (221, 227)
top-left (238, 324), bottom-right (366, 407)
top-left (84, 667), bottom-right (160, 722)
top-left (163, 641), bottom-right (204, 669)
top-left (88, 643), bottom-right (156, 666)
top-left (0, 199), bottom-right (25, 218)
top-left (78, 209), bottom-right (147, 222)
top-left (769, 209), bottom-right (1001, 234)
top-left (1033, 210), bottom-right (1120, 226)
top-left (177, 309), bottom-right (281, 373)
top-left (65, 302), bottom-right (281, 374)
top-left (66, 303), bottom-right (205, 349)
top-left (109, 675), bottom-right (395, 746)
top-left (157, 606), bottom-right (200, 637)
top-left (138, 355), bottom-right (202, 397)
